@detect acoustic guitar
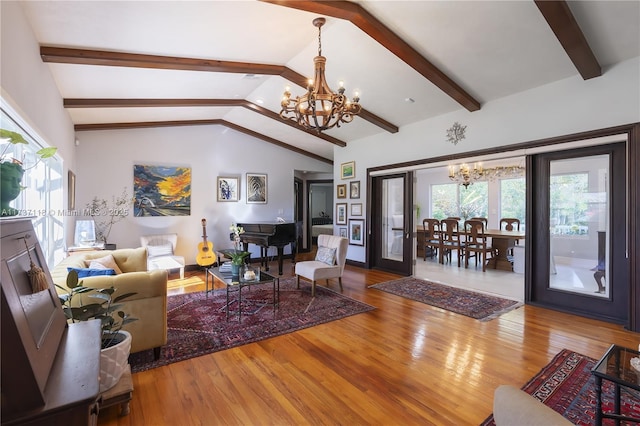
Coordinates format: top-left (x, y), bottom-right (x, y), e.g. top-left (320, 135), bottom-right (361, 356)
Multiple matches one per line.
top-left (196, 218), bottom-right (216, 267)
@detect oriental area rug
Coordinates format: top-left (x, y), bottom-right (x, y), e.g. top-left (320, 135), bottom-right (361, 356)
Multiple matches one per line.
top-left (369, 277), bottom-right (521, 321)
top-left (129, 278), bottom-right (374, 373)
top-left (480, 349), bottom-right (640, 425)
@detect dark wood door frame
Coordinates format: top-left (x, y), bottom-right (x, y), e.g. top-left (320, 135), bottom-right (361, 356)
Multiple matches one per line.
top-left (366, 122), bottom-right (639, 331)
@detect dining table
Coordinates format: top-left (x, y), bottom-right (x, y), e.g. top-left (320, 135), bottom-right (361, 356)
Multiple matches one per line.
top-left (482, 229), bottom-right (526, 271)
top-left (428, 228), bottom-right (525, 271)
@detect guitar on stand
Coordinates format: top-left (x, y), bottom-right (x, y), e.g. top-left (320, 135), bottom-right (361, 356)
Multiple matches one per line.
top-left (196, 218), bottom-right (217, 267)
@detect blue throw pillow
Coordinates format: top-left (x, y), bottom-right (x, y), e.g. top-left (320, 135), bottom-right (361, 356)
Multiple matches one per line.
top-left (67, 267), bottom-right (116, 278)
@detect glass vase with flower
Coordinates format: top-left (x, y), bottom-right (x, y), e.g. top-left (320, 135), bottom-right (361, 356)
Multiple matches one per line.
top-left (227, 223), bottom-right (250, 276)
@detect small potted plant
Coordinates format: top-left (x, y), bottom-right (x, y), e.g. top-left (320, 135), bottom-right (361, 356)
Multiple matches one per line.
top-left (56, 270), bottom-right (138, 392)
top-left (226, 223), bottom-right (250, 276)
top-left (1, 129), bottom-right (57, 216)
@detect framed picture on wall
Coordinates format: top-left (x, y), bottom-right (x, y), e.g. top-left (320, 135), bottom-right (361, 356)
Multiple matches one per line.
top-left (246, 173), bottom-right (267, 204)
top-left (350, 181), bottom-right (360, 199)
top-left (341, 161), bottom-right (355, 179)
top-left (351, 203), bottom-right (362, 216)
top-left (337, 184), bottom-right (347, 199)
top-left (336, 203), bottom-right (347, 225)
top-left (339, 227), bottom-right (347, 238)
top-left (349, 219), bottom-right (365, 246)
top-left (217, 176), bottom-right (239, 202)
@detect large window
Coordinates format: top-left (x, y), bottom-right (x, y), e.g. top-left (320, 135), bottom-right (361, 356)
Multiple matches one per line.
top-left (1, 106), bottom-right (64, 267)
top-left (431, 182), bottom-right (488, 221)
top-left (500, 177), bottom-right (526, 227)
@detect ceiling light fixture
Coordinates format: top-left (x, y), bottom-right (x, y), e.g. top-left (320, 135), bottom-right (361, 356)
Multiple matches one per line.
top-left (449, 163), bottom-right (525, 189)
top-left (449, 163), bottom-right (483, 189)
top-left (280, 17), bottom-right (361, 133)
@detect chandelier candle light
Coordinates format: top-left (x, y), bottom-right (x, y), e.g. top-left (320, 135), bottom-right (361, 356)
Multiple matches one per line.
top-left (280, 17), bottom-right (362, 132)
top-left (449, 163), bottom-right (483, 188)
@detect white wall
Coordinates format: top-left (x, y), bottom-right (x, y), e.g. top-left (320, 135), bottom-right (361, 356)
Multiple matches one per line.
top-left (1, 1), bottom-right (77, 241)
top-left (336, 57), bottom-right (640, 262)
top-left (74, 126), bottom-right (331, 264)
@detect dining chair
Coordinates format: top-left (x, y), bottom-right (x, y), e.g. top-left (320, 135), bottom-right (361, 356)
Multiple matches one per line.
top-left (463, 220), bottom-right (495, 272)
top-left (499, 218), bottom-right (521, 260)
top-left (440, 218), bottom-right (463, 266)
top-left (422, 218), bottom-right (441, 261)
top-left (499, 218), bottom-right (521, 231)
top-left (469, 217), bottom-right (488, 229)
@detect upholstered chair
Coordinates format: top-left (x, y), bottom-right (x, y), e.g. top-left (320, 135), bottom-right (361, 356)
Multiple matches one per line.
top-left (140, 233), bottom-right (185, 279)
top-left (295, 234), bottom-right (348, 296)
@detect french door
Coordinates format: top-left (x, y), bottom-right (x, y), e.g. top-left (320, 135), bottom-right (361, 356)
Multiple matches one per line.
top-left (370, 172), bottom-right (413, 275)
top-left (528, 143), bottom-right (628, 323)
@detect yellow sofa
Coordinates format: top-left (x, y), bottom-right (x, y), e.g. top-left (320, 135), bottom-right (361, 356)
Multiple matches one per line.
top-left (51, 247), bottom-right (168, 357)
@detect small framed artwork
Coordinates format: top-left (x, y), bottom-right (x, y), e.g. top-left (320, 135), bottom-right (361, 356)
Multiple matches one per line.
top-left (247, 173), bottom-right (267, 204)
top-left (339, 227), bottom-right (347, 238)
top-left (351, 203), bottom-right (362, 216)
top-left (217, 176), bottom-right (239, 202)
top-left (68, 170), bottom-right (76, 210)
top-left (349, 219), bottom-right (365, 246)
top-left (341, 161), bottom-right (355, 179)
top-left (350, 181), bottom-right (360, 199)
top-left (337, 184), bottom-right (347, 199)
top-left (336, 203), bottom-right (347, 225)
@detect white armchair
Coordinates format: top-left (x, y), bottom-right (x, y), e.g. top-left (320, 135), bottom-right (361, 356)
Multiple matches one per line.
top-left (295, 234), bottom-right (348, 296)
top-left (140, 233), bottom-right (185, 279)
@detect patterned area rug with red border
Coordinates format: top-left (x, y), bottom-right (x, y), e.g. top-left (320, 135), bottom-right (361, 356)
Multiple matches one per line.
top-left (481, 349), bottom-right (640, 425)
top-left (129, 278), bottom-right (374, 373)
top-left (369, 277), bottom-right (521, 321)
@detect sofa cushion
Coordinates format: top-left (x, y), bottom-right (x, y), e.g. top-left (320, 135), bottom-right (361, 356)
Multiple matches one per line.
top-left (85, 253), bottom-right (123, 274)
top-left (67, 267), bottom-right (117, 278)
top-left (315, 246), bottom-right (336, 265)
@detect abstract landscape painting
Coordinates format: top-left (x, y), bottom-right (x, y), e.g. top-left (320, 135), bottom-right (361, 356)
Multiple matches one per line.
top-left (133, 165), bottom-right (191, 216)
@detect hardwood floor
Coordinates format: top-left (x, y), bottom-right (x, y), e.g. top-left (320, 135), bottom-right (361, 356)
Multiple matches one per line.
top-left (99, 256), bottom-right (639, 425)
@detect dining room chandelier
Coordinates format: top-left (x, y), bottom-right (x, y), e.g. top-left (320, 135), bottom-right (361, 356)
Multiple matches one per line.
top-left (449, 163), bottom-right (484, 188)
top-left (280, 17), bottom-right (362, 133)
top-left (449, 163), bottom-right (525, 188)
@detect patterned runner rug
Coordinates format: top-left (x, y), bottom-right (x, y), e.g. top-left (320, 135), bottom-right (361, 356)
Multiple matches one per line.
top-left (129, 277), bottom-right (374, 373)
top-left (480, 349), bottom-right (640, 425)
top-left (369, 277), bottom-right (521, 321)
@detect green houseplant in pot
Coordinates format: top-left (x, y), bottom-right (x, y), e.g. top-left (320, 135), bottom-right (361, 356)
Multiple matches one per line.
top-left (225, 223), bottom-right (250, 276)
top-left (1, 129), bottom-right (57, 216)
top-left (56, 269), bottom-right (138, 392)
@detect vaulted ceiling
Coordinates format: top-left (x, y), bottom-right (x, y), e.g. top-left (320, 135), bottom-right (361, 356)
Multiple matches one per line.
top-left (20, 1), bottom-right (640, 164)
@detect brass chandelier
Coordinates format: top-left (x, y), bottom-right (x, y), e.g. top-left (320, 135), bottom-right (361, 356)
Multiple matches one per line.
top-left (449, 163), bottom-right (484, 188)
top-left (449, 163), bottom-right (525, 188)
top-left (280, 17), bottom-right (362, 133)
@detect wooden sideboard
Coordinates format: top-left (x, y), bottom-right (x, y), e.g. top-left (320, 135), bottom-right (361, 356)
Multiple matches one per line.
top-left (1, 217), bottom-right (101, 426)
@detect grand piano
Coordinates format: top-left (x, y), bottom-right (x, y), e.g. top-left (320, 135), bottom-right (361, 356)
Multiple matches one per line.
top-left (233, 221), bottom-right (296, 275)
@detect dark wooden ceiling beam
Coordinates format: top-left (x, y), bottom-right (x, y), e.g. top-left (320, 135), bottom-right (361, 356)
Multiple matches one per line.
top-left (73, 119), bottom-right (333, 165)
top-left (534, 0), bottom-right (601, 80)
top-left (41, 46), bottom-right (397, 133)
top-left (63, 98), bottom-right (347, 147)
top-left (260, 0), bottom-right (481, 112)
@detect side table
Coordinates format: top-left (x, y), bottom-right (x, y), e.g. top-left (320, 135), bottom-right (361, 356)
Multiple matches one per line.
top-left (591, 344), bottom-right (640, 425)
top-left (100, 364), bottom-right (133, 416)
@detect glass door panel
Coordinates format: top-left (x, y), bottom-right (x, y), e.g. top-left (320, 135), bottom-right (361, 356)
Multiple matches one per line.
top-left (381, 177), bottom-right (404, 261)
top-left (548, 155), bottom-right (609, 297)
